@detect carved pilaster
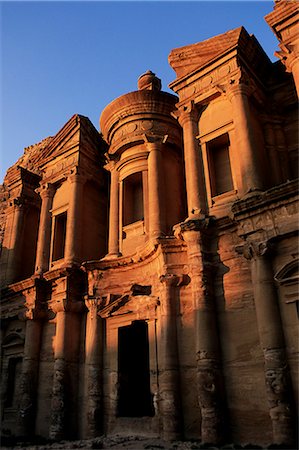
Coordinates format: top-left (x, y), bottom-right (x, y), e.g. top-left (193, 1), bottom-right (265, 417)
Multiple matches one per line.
top-left (238, 239), bottom-right (296, 446)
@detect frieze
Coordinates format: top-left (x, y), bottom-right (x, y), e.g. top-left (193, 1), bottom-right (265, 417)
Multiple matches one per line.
top-left (42, 155), bottom-right (78, 182)
top-left (108, 118), bottom-right (182, 154)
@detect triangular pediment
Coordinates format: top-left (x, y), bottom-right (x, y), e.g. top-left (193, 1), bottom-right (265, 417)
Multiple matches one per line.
top-left (99, 293), bottom-right (159, 318)
top-left (169, 27), bottom-right (244, 79)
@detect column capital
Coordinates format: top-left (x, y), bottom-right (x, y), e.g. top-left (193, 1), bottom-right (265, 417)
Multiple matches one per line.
top-left (104, 159), bottom-right (118, 172)
top-left (275, 43), bottom-right (299, 73)
top-left (66, 169), bottom-right (86, 185)
top-left (49, 298), bottom-right (86, 314)
top-left (236, 240), bottom-right (274, 261)
top-left (143, 134), bottom-right (167, 147)
top-left (174, 216), bottom-right (211, 239)
top-left (7, 196), bottom-right (25, 210)
top-left (160, 273), bottom-right (179, 287)
top-left (35, 182), bottom-right (55, 198)
top-left (176, 101), bottom-right (200, 126)
top-left (160, 273), bottom-right (190, 287)
top-left (84, 296), bottom-right (103, 319)
top-left (225, 80), bottom-right (253, 101)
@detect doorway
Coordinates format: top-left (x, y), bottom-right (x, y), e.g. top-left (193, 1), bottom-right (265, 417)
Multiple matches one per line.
top-left (117, 320), bottom-right (154, 417)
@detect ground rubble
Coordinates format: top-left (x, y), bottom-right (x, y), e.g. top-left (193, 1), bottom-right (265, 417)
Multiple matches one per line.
top-left (0, 435), bottom-right (295, 450)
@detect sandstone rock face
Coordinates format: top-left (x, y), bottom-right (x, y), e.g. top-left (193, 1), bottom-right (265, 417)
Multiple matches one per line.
top-left (0, 3), bottom-right (298, 448)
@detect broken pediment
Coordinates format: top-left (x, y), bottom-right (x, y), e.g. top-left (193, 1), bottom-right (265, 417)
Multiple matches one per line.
top-left (169, 26), bottom-right (271, 82)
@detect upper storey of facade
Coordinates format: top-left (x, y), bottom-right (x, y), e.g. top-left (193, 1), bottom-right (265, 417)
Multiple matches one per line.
top-left (168, 24), bottom-right (298, 217)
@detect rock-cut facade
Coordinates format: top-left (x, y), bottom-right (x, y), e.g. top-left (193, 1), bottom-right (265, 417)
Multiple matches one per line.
top-left (0, 1), bottom-right (298, 447)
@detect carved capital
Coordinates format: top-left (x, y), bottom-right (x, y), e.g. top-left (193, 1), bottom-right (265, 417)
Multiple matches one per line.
top-left (49, 298), bottom-right (85, 314)
top-left (237, 240), bottom-right (273, 260)
top-left (85, 296), bottom-right (102, 319)
top-left (176, 101), bottom-right (200, 126)
top-left (143, 134), bottom-right (168, 146)
top-left (225, 78), bottom-right (254, 102)
top-left (65, 167), bottom-right (86, 185)
top-left (160, 273), bottom-right (179, 287)
top-left (179, 216), bottom-right (212, 235)
top-left (35, 182), bottom-right (55, 199)
top-left (8, 196), bottom-right (25, 209)
top-left (87, 270), bottom-right (103, 297)
top-left (275, 43), bottom-right (299, 73)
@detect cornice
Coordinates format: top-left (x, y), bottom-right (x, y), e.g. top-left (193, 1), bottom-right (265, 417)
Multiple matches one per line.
top-left (82, 237), bottom-right (187, 272)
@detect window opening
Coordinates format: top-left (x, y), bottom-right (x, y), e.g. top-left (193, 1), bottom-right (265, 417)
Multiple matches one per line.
top-left (117, 320), bottom-right (154, 417)
top-left (123, 172), bottom-right (144, 226)
top-left (52, 211), bottom-right (67, 261)
top-left (5, 357), bottom-right (22, 408)
top-left (207, 133), bottom-right (233, 196)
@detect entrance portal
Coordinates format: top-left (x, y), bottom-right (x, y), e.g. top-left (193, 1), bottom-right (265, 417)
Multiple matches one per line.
top-left (117, 320), bottom-right (154, 417)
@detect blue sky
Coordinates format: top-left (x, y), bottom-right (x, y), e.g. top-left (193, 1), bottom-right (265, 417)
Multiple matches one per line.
top-left (1, 1), bottom-right (279, 182)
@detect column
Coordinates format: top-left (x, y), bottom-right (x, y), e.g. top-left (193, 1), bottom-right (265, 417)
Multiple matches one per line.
top-left (106, 162), bottom-right (120, 257)
top-left (84, 298), bottom-right (103, 439)
top-left (35, 183), bottom-right (55, 274)
top-left (158, 274), bottom-right (181, 441)
top-left (262, 119), bottom-right (283, 186)
top-left (179, 218), bottom-right (225, 445)
top-left (2, 198), bottom-right (25, 284)
top-left (227, 83), bottom-right (263, 194)
top-left (147, 141), bottom-right (166, 238)
top-left (18, 311), bottom-right (43, 436)
top-left (64, 171), bottom-right (85, 265)
top-left (49, 309), bottom-right (68, 440)
top-left (277, 48), bottom-right (299, 98)
top-left (244, 241), bottom-right (295, 446)
top-left (290, 58), bottom-right (299, 97)
top-left (178, 103), bottom-right (206, 218)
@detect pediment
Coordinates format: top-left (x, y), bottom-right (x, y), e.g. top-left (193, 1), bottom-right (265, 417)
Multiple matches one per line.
top-left (169, 27), bottom-right (244, 79)
top-left (99, 293), bottom-right (159, 318)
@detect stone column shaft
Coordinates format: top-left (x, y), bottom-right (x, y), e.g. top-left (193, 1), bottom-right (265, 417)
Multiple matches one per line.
top-left (108, 167), bottom-right (120, 256)
top-left (179, 107), bottom-right (206, 217)
top-left (35, 184), bottom-right (55, 274)
top-left (228, 84), bottom-right (263, 193)
top-left (64, 173), bottom-right (85, 265)
top-left (50, 311), bottom-right (68, 440)
top-left (4, 200), bottom-right (24, 284)
top-left (147, 142), bottom-right (166, 238)
top-left (18, 319), bottom-right (43, 436)
top-left (158, 275), bottom-right (181, 440)
top-left (181, 221), bottom-right (225, 445)
top-left (291, 59), bottom-right (299, 97)
top-left (249, 246), bottom-right (295, 445)
top-left (84, 299), bottom-right (103, 438)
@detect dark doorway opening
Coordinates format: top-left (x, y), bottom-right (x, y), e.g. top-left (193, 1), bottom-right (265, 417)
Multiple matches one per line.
top-left (117, 320), bottom-right (154, 417)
